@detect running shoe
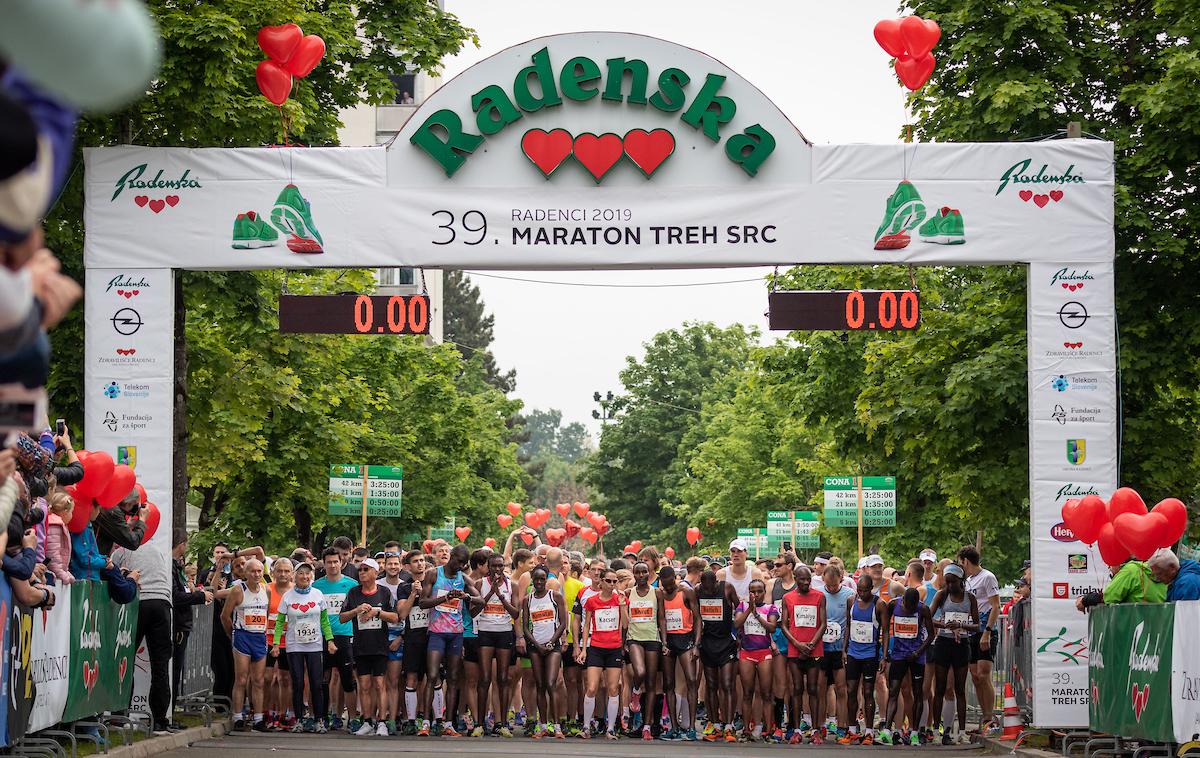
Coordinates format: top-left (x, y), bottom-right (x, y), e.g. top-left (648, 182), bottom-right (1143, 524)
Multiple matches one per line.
top-left (685, 728), bottom-right (698, 741)
top-left (417, 720), bottom-right (430, 737)
top-left (769, 728), bottom-right (784, 743)
top-left (837, 731), bottom-right (860, 745)
top-left (984, 722), bottom-right (1003, 737)
top-left (470, 726), bottom-right (484, 738)
top-left (702, 722), bottom-right (717, 741)
top-left (402, 720), bottom-right (416, 736)
top-left (349, 718), bottom-right (364, 735)
top-left (252, 719), bottom-right (269, 733)
top-left (918, 206), bottom-right (966, 245)
top-left (910, 730), bottom-right (921, 746)
top-left (232, 717), bottom-right (246, 732)
top-left (659, 728), bottom-right (677, 741)
top-left (810, 730), bottom-right (824, 745)
top-left (788, 729), bottom-right (802, 745)
top-left (290, 719), bottom-right (305, 734)
top-left (515, 706), bottom-right (527, 726)
top-left (269, 185), bottom-right (324, 254)
top-left (861, 731), bottom-right (874, 745)
top-left (957, 731), bottom-right (973, 745)
top-left (232, 211), bottom-right (279, 250)
top-left (878, 728), bottom-right (893, 745)
top-left (724, 725), bottom-right (736, 742)
top-left (442, 724), bottom-right (461, 737)
top-left (873, 180), bottom-right (927, 250)
top-left (330, 716), bottom-right (343, 731)
top-left (314, 720), bottom-right (328, 734)
top-left (643, 725), bottom-right (654, 741)
top-left (497, 723), bottom-right (513, 738)
top-left (576, 729), bottom-right (591, 740)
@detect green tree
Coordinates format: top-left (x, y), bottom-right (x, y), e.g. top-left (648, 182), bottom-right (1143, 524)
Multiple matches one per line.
top-left (444, 270), bottom-right (516, 393)
top-left (905, 0), bottom-right (1200, 507)
top-left (518, 408), bottom-right (592, 462)
top-left (587, 322), bottom-right (758, 550)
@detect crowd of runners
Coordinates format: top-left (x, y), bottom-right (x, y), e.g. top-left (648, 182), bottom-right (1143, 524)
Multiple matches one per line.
top-left (200, 532), bottom-right (1006, 745)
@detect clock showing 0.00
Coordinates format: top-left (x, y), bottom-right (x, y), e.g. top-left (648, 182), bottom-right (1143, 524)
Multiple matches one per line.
top-left (768, 290), bottom-right (920, 331)
top-left (278, 294), bottom-right (431, 335)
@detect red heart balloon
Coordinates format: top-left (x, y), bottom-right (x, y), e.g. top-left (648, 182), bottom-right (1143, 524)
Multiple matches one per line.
top-left (537, 508), bottom-right (552, 527)
top-left (97, 464), bottom-right (137, 509)
top-left (1114, 511), bottom-right (1169, 560)
top-left (580, 527), bottom-right (597, 545)
top-left (1151, 498), bottom-right (1188, 547)
top-left (140, 502), bottom-right (160, 545)
top-left (497, 513), bottom-right (513, 529)
top-left (899, 16), bottom-right (941, 58)
top-left (484, 537), bottom-right (497, 549)
top-left (630, 540), bottom-right (643, 553)
top-left (455, 526), bottom-right (471, 542)
top-left (596, 521), bottom-right (610, 537)
top-left (587, 511), bottom-right (603, 528)
top-left (283, 35), bottom-right (325, 78)
top-left (520, 532), bottom-right (534, 546)
top-left (524, 512), bottom-right (540, 528)
top-left (256, 60), bottom-right (293, 105)
top-left (686, 526), bottom-right (701, 546)
top-left (664, 547), bottom-right (675, 559)
top-left (134, 482), bottom-right (148, 505)
top-left (65, 486), bottom-right (93, 534)
top-left (623, 544), bottom-right (635, 554)
top-left (77, 451), bottom-right (115, 498)
top-left (573, 501), bottom-right (590, 519)
top-left (873, 19), bottom-right (906, 58)
top-left (1063, 494), bottom-right (1108, 545)
top-left (1107, 487), bottom-right (1148, 523)
top-left (422, 540), bottom-right (434, 554)
top-left (506, 502), bottom-right (523, 517)
top-left (257, 24), bottom-right (302, 64)
top-left (563, 519), bottom-right (580, 538)
top-left (555, 503), bottom-right (571, 517)
top-left (1096, 522), bottom-right (1130, 567)
top-left (895, 53), bottom-right (936, 91)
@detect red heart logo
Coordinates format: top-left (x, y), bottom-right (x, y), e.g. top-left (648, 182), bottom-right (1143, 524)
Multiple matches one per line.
top-left (257, 24), bottom-right (302, 64)
top-left (130, 289), bottom-right (139, 296)
top-left (165, 195), bottom-right (179, 207)
top-left (873, 19), bottom-right (906, 58)
top-left (1061, 283), bottom-right (1069, 289)
top-left (149, 199), bottom-right (166, 213)
top-left (291, 601), bottom-right (315, 612)
top-left (521, 129), bottom-right (573, 177)
top-left (1019, 190), bottom-right (1033, 202)
top-left (895, 53), bottom-right (935, 91)
top-left (1132, 684), bottom-right (1151, 721)
top-left (1033, 194), bottom-right (1050, 208)
top-left (118, 657), bottom-right (128, 683)
top-left (134, 196), bottom-right (149, 207)
top-left (123, 291), bottom-right (134, 298)
top-left (284, 35), bottom-right (326, 78)
top-left (623, 129), bottom-right (675, 178)
top-left (899, 16), bottom-right (941, 59)
top-left (1067, 284), bottom-right (1078, 291)
top-left (116, 290), bottom-right (125, 297)
top-left (1050, 190), bottom-right (1064, 202)
top-left (573, 133), bottom-right (624, 182)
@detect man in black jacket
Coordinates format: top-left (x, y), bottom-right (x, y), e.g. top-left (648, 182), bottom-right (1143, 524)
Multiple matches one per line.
top-left (95, 491), bottom-right (146, 555)
top-left (171, 528), bottom-right (211, 727)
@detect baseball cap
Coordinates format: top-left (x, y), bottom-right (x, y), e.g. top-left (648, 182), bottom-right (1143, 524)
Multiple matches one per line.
top-left (729, 538), bottom-right (748, 552)
top-left (944, 563), bottom-right (965, 579)
top-left (856, 556), bottom-right (868, 569)
top-left (865, 554), bottom-right (884, 567)
top-left (919, 549), bottom-right (937, 562)
top-left (357, 557), bottom-right (380, 572)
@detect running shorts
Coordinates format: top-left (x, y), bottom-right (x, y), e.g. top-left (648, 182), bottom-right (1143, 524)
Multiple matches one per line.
top-left (699, 637), bottom-right (738, 669)
top-left (845, 654), bottom-right (879, 683)
top-left (476, 629), bottom-right (516, 650)
top-left (969, 633), bottom-right (995, 663)
top-left (792, 655), bottom-right (821, 671)
top-left (886, 657), bottom-right (925, 688)
top-left (356, 654), bottom-right (387, 678)
top-left (629, 639), bottom-right (662, 655)
top-left (387, 630), bottom-right (404, 662)
top-left (738, 648), bottom-right (771, 663)
top-left (402, 635), bottom-right (428, 676)
top-left (427, 631), bottom-right (464, 658)
top-left (665, 633), bottom-right (695, 656)
top-left (233, 629), bottom-right (267, 662)
top-left (585, 645), bottom-right (624, 669)
top-left (820, 650), bottom-right (844, 676)
top-left (463, 636), bottom-right (480, 664)
top-left (933, 637), bottom-right (970, 669)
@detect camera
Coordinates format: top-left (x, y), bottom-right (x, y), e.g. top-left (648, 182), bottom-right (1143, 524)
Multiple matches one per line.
top-left (23, 503), bottom-right (43, 530)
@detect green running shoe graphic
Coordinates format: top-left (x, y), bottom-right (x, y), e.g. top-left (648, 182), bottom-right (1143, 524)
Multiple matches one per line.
top-left (918, 206), bottom-right (966, 245)
top-left (270, 184), bottom-right (324, 254)
top-left (231, 211), bottom-right (278, 249)
top-left (873, 180), bottom-right (926, 250)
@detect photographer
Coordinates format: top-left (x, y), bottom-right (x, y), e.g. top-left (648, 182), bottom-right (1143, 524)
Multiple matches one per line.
top-left (95, 490), bottom-right (145, 555)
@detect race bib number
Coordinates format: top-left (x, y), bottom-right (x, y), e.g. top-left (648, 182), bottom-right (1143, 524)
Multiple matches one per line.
top-left (699, 598), bottom-right (724, 622)
top-left (436, 591), bottom-right (462, 613)
top-left (743, 613), bottom-right (766, 637)
top-left (408, 607), bottom-right (430, 629)
top-left (594, 607), bottom-right (619, 632)
top-left (630, 604), bottom-right (654, 620)
top-left (665, 608), bottom-right (684, 632)
top-left (295, 621), bottom-right (320, 644)
top-left (945, 611), bottom-right (969, 625)
top-left (823, 621), bottom-right (842, 644)
top-left (242, 612), bottom-right (267, 633)
top-left (893, 618), bottom-right (919, 639)
top-left (850, 620), bottom-right (874, 644)
top-left (793, 604), bottom-right (817, 628)
top-left (484, 602), bottom-right (507, 617)
top-left (358, 613), bottom-right (382, 631)
top-left (324, 594), bottom-right (345, 615)
top-left (531, 608), bottom-right (555, 624)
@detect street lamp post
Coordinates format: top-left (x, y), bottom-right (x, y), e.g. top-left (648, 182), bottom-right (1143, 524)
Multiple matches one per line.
top-left (592, 390), bottom-right (615, 424)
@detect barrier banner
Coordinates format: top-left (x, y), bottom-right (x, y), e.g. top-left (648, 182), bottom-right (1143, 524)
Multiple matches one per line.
top-left (0, 576), bottom-right (11, 746)
top-left (61, 583), bottom-right (138, 722)
top-left (1088, 602), bottom-right (1173, 742)
top-left (26, 584), bottom-right (71, 734)
top-left (7, 600), bottom-right (34, 739)
top-left (1173, 601), bottom-right (1200, 743)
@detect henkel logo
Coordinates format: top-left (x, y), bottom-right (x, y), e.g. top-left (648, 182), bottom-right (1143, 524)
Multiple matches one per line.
top-left (411, 47), bottom-right (775, 178)
top-left (996, 158), bottom-right (1086, 204)
top-left (1051, 522), bottom-right (1078, 542)
top-left (111, 164), bottom-right (201, 213)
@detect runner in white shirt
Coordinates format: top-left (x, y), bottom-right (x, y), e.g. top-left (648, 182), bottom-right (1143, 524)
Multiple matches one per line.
top-left (222, 558), bottom-right (270, 731)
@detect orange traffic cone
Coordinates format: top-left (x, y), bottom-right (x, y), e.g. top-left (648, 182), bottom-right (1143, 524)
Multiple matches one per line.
top-left (1000, 682), bottom-right (1022, 740)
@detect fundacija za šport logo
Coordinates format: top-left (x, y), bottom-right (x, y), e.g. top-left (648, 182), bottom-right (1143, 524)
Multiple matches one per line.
top-left (410, 47), bottom-right (776, 178)
top-left (111, 164), bottom-right (202, 214)
top-left (995, 158), bottom-right (1085, 207)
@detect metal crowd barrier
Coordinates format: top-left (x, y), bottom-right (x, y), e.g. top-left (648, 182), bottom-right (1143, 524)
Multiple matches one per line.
top-left (962, 607), bottom-right (1032, 727)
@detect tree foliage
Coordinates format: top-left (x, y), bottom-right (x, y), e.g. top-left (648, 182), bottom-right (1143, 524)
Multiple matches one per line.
top-left (444, 271), bottom-right (516, 394)
top-left (518, 408), bottom-right (591, 463)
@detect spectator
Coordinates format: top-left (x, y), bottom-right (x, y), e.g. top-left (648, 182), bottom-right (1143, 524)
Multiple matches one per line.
top-left (94, 490), bottom-right (146, 555)
top-left (45, 489), bottom-right (73, 583)
top-left (114, 529), bottom-right (173, 733)
top-left (171, 529), bottom-right (211, 728)
top-left (1077, 557), bottom-right (1166, 612)
top-left (1149, 549), bottom-right (1200, 602)
top-left (69, 497), bottom-right (107, 580)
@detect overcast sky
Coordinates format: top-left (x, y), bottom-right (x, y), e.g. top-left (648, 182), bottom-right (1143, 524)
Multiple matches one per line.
top-left (440, 1), bottom-right (908, 437)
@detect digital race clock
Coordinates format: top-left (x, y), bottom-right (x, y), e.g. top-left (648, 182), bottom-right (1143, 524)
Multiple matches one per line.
top-left (278, 294), bottom-right (431, 335)
top-left (768, 290), bottom-right (920, 331)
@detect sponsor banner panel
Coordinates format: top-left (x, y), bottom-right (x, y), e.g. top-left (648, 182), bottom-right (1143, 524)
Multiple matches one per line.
top-left (1033, 599), bottom-right (1093, 720)
top-left (1173, 601), bottom-right (1200, 743)
top-left (61, 583), bottom-right (138, 722)
top-left (25, 585), bottom-right (71, 734)
top-left (6, 598), bottom-right (34, 739)
top-left (1088, 603), bottom-right (1174, 742)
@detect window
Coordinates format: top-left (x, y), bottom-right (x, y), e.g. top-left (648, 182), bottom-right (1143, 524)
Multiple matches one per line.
top-left (378, 267), bottom-right (415, 286)
top-left (389, 74), bottom-right (416, 105)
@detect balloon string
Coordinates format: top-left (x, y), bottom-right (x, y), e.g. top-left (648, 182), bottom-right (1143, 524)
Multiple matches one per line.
top-left (277, 105), bottom-right (291, 148)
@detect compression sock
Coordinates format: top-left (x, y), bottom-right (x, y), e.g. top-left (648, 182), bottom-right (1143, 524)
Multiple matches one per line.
top-left (584, 696), bottom-right (596, 730)
top-left (607, 696), bottom-right (619, 733)
top-left (405, 688), bottom-right (417, 721)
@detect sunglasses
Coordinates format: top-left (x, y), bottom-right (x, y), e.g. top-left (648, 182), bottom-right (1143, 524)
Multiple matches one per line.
top-left (603, 578), bottom-right (617, 584)
top-left (773, 562), bottom-right (786, 568)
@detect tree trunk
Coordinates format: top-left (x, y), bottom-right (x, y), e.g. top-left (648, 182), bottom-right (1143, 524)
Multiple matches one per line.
top-left (172, 272), bottom-right (188, 532)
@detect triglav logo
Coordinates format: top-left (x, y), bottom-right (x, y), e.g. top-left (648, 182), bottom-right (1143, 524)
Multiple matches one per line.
top-left (996, 158), bottom-right (1086, 204)
top-left (106, 275), bottom-right (150, 298)
top-left (111, 164), bottom-right (201, 214)
top-left (1050, 268), bottom-right (1094, 291)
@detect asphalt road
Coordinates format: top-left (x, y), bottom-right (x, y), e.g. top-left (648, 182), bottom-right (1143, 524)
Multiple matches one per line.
top-left (162, 731), bottom-right (992, 758)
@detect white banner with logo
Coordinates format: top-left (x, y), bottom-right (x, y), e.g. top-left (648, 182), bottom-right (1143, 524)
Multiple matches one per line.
top-left (82, 268), bottom-right (174, 577)
top-left (1027, 261), bottom-right (1118, 727)
top-left (1173, 601), bottom-right (1200, 743)
top-left (26, 585), bottom-right (71, 733)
